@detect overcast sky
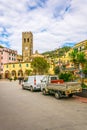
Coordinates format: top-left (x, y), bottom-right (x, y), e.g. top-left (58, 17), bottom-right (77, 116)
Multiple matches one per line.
top-left (0, 0), bottom-right (87, 54)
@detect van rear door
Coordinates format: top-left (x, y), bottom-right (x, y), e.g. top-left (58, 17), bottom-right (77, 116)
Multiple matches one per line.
top-left (23, 77), bottom-right (30, 88)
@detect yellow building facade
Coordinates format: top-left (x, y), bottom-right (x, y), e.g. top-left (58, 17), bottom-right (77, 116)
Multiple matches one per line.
top-left (3, 61), bottom-right (54, 79)
top-left (54, 48), bottom-right (74, 69)
top-left (56, 40), bottom-right (87, 71)
top-left (73, 40), bottom-right (87, 59)
top-left (73, 40), bottom-right (87, 51)
top-left (3, 62), bottom-right (32, 79)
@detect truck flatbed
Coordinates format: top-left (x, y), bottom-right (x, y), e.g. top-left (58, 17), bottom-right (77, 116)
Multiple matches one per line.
top-left (42, 82), bottom-right (82, 99)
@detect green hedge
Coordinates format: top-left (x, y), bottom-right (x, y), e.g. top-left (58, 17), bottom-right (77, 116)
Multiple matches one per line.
top-left (59, 72), bottom-right (74, 82)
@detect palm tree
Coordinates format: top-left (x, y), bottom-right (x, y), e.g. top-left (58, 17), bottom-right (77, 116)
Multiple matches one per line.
top-left (77, 52), bottom-right (86, 70)
top-left (70, 50), bottom-right (87, 83)
top-left (69, 49), bottom-right (78, 69)
top-left (83, 64), bottom-right (87, 77)
top-left (77, 52), bottom-right (87, 84)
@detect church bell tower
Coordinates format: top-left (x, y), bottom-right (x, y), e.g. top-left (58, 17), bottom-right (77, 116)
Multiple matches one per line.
top-left (22, 32), bottom-right (33, 61)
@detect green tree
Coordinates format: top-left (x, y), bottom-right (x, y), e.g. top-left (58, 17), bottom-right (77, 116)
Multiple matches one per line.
top-left (59, 72), bottom-right (73, 82)
top-left (26, 69), bottom-right (32, 76)
top-left (70, 50), bottom-right (86, 70)
top-left (83, 64), bottom-right (87, 77)
top-left (54, 66), bottom-right (60, 75)
top-left (77, 52), bottom-right (86, 69)
top-left (69, 49), bottom-right (78, 69)
top-left (77, 52), bottom-right (86, 84)
top-left (31, 57), bottom-right (50, 74)
top-left (70, 50), bottom-right (87, 84)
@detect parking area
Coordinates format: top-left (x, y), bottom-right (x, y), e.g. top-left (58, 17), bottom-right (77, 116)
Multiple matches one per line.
top-left (0, 80), bottom-right (87, 130)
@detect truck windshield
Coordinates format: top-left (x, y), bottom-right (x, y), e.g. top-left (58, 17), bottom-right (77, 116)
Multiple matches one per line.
top-left (51, 77), bottom-right (57, 80)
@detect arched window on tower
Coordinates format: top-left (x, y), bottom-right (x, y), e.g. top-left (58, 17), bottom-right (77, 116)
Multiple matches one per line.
top-left (24, 38), bottom-right (26, 43)
top-left (27, 38), bottom-right (29, 42)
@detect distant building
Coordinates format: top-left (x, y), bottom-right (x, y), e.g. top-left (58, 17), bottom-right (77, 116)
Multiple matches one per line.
top-left (22, 32), bottom-right (33, 61)
top-left (56, 40), bottom-right (87, 71)
top-left (0, 46), bottom-right (17, 78)
top-left (17, 54), bottom-right (23, 62)
top-left (31, 50), bottom-right (44, 58)
top-left (73, 40), bottom-right (87, 58)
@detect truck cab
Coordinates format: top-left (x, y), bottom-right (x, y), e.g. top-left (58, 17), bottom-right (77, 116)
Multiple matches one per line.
top-left (40, 75), bottom-right (60, 91)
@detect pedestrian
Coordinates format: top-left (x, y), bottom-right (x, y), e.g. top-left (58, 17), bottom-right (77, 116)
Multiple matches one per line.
top-left (18, 77), bottom-right (21, 85)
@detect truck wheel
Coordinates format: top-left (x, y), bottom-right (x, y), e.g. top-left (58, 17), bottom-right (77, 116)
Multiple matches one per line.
top-left (30, 87), bottom-right (33, 92)
top-left (43, 89), bottom-right (46, 95)
top-left (55, 92), bottom-right (61, 99)
top-left (68, 94), bottom-right (73, 98)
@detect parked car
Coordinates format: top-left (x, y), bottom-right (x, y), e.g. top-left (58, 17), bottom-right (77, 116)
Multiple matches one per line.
top-left (22, 75), bottom-right (46, 91)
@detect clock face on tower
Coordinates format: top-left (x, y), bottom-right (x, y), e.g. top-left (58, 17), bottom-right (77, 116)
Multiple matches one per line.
top-left (25, 47), bottom-right (28, 50)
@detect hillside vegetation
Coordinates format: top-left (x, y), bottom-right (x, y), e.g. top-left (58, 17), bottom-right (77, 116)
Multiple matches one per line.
top-left (42, 46), bottom-right (71, 58)
top-left (0, 45), bottom-right (4, 48)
